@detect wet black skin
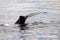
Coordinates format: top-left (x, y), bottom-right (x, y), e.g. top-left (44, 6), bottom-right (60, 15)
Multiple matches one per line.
top-left (15, 16), bottom-right (28, 24)
top-left (15, 16), bottom-right (28, 30)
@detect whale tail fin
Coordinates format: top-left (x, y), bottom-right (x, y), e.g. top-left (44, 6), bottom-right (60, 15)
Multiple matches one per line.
top-left (15, 12), bottom-right (47, 24)
top-left (26, 12), bottom-right (47, 18)
top-left (27, 12), bottom-right (40, 17)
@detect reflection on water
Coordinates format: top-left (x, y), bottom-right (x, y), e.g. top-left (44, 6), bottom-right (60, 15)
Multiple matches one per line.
top-left (0, 23), bottom-right (60, 40)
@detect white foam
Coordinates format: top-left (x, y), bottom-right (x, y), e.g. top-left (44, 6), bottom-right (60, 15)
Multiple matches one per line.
top-left (3, 23), bottom-right (10, 26)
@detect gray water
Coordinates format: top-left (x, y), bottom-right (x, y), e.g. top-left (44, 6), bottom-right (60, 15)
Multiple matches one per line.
top-left (0, 0), bottom-right (60, 40)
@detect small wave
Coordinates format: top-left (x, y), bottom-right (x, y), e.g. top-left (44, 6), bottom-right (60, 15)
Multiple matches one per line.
top-left (0, 23), bottom-right (11, 26)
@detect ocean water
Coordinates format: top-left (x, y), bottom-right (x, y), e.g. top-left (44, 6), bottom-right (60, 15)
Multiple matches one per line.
top-left (0, 0), bottom-right (60, 40)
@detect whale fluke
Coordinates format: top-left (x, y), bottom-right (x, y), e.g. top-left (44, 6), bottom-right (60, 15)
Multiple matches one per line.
top-left (15, 12), bottom-right (47, 24)
top-left (15, 12), bottom-right (47, 30)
